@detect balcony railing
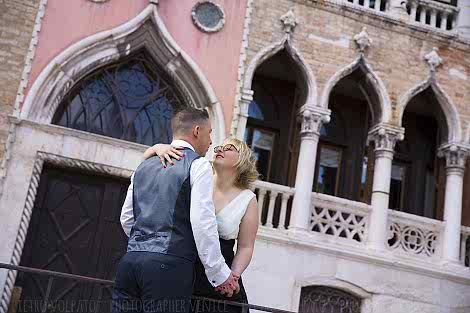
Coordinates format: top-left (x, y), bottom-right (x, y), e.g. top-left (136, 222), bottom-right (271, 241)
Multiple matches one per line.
top-left (407, 0), bottom-right (459, 31)
top-left (310, 193), bottom-right (371, 245)
top-left (252, 180), bottom-right (294, 230)
top-left (340, 0), bottom-right (460, 33)
top-left (344, 0), bottom-right (390, 12)
top-left (387, 210), bottom-right (444, 258)
top-left (0, 263), bottom-right (294, 313)
top-left (250, 180), bottom-right (470, 272)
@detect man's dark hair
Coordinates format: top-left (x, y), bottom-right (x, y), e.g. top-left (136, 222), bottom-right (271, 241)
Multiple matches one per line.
top-left (171, 107), bottom-right (210, 136)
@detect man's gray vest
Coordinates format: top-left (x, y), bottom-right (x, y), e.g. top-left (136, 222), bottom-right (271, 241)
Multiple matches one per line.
top-left (127, 148), bottom-right (201, 262)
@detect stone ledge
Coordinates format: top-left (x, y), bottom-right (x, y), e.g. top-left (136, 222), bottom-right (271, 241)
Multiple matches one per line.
top-left (256, 226), bottom-right (470, 285)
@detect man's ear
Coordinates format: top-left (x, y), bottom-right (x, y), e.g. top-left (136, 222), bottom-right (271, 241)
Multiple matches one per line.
top-left (193, 125), bottom-right (200, 138)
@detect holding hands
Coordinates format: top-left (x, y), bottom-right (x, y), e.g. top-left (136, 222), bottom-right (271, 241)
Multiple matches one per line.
top-left (215, 272), bottom-right (240, 297)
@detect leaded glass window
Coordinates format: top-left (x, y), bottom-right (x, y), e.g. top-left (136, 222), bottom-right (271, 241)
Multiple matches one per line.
top-left (299, 286), bottom-right (361, 313)
top-left (53, 53), bottom-right (186, 146)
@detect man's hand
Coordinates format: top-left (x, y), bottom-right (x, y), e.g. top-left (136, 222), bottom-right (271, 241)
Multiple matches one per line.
top-left (214, 272), bottom-right (239, 297)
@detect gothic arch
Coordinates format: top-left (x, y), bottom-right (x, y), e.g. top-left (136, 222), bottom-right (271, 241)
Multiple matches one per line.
top-left (21, 4), bottom-right (226, 144)
top-left (233, 37), bottom-right (318, 138)
top-left (321, 55), bottom-right (392, 125)
top-left (397, 77), bottom-right (461, 143)
top-left (243, 37), bottom-right (318, 108)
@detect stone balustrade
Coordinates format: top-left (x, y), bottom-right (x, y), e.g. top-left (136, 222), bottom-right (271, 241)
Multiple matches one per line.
top-left (407, 0), bottom-right (459, 31)
top-left (310, 192), bottom-right (371, 244)
top-left (251, 180), bottom-right (295, 230)
top-left (387, 210), bottom-right (444, 258)
top-left (250, 179), bottom-right (470, 273)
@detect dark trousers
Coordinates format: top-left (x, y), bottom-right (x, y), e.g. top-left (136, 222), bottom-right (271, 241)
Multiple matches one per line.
top-left (112, 251), bottom-right (194, 313)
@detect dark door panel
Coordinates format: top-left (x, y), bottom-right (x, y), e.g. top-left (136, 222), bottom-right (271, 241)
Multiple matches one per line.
top-left (15, 165), bottom-right (129, 313)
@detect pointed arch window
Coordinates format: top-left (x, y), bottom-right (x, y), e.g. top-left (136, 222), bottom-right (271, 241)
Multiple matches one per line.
top-left (52, 52), bottom-right (186, 146)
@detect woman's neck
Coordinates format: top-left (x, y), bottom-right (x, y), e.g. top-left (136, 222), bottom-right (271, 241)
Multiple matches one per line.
top-left (214, 170), bottom-right (237, 192)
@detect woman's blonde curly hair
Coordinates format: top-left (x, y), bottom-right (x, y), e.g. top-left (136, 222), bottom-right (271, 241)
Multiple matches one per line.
top-left (222, 137), bottom-right (259, 189)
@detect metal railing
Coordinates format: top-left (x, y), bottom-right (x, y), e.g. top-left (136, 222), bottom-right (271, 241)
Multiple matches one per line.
top-left (0, 263), bottom-right (295, 313)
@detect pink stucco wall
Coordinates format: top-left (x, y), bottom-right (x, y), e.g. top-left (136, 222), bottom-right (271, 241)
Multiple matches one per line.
top-left (25, 0), bottom-right (247, 135)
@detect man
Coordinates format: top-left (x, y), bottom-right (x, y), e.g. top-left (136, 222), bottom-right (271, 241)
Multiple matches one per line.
top-left (112, 107), bottom-right (239, 313)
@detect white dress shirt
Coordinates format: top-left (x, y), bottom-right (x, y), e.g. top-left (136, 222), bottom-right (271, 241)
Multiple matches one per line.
top-left (120, 140), bottom-right (231, 287)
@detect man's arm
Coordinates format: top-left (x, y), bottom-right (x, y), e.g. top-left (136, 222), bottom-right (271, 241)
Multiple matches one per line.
top-left (189, 158), bottom-right (231, 287)
top-left (120, 173), bottom-right (135, 237)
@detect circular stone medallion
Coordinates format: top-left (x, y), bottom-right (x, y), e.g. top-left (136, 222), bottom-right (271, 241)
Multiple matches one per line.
top-left (191, 1), bottom-right (225, 33)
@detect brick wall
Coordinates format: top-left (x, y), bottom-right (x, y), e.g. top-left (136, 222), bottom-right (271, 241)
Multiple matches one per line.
top-left (244, 0), bottom-right (470, 126)
top-left (0, 0), bottom-right (40, 161)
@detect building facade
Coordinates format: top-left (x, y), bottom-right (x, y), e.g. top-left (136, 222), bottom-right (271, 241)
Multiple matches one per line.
top-left (0, 0), bottom-right (470, 312)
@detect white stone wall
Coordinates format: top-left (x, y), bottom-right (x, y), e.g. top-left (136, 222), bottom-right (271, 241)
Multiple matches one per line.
top-left (243, 230), bottom-right (470, 312)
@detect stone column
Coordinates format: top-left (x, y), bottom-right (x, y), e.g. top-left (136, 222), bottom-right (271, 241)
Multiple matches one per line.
top-left (438, 144), bottom-right (469, 263)
top-left (235, 89), bottom-right (254, 140)
top-left (289, 107), bottom-right (330, 232)
top-left (457, 0), bottom-right (470, 39)
top-left (366, 124), bottom-right (404, 251)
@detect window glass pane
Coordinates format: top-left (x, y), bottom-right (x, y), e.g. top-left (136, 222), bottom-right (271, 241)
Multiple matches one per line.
top-left (248, 100), bottom-right (265, 120)
top-left (245, 128), bottom-right (275, 180)
top-left (53, 54), bottom-right (184, 146)
top-left (389, 163), bottom-right (406, 210)
top-left (315, 146), bottom-right (341, 196)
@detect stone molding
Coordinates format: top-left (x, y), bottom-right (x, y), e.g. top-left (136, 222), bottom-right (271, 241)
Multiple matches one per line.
top-left (320, 55), bottom-right (392, 124)
top-left (232, 0), bottom-right (255, 136)
top-left (397, 75), bottom-right (461, 142)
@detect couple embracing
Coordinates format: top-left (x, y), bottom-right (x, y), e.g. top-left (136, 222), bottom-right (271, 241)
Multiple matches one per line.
top-left (112, 107), bottom-right (260, 313)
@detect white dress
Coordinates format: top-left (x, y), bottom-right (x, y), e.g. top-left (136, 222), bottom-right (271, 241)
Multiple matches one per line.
top-left (216, 189), bottom-right (256, 240)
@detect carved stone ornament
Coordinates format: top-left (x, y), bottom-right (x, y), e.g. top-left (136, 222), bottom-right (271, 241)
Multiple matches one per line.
top-left (438, 143), bottom-right (469, 170)
top-left (354, 27), bottom-right (372, 53)
top-left (424, 47), bottom-right (443, 72)
top-left (299, 108), bottom-right (331, 138)
top-left (280, 9), bottom-right (297, 34)
top-left (367, 124), bottom-right (405, 153)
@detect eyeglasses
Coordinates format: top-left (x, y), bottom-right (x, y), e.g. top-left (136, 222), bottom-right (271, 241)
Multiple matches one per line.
top-left (213, 144), bottom-right (239, 154)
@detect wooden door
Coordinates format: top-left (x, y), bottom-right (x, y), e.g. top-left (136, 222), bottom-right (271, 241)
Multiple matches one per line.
top-left (15, 165), bottom-right (129, 312)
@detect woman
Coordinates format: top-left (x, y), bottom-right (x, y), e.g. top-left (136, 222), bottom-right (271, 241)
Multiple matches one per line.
top-left (143, 137), bottom-right (259, 313)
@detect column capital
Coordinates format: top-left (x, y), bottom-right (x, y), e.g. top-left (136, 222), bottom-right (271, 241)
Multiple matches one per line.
top-left (298, 106), bottom-right (331, 139)
top-left (367, 124), bottom-right (405, 154)
top-left (438, 143), bottom-right (470, 173)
